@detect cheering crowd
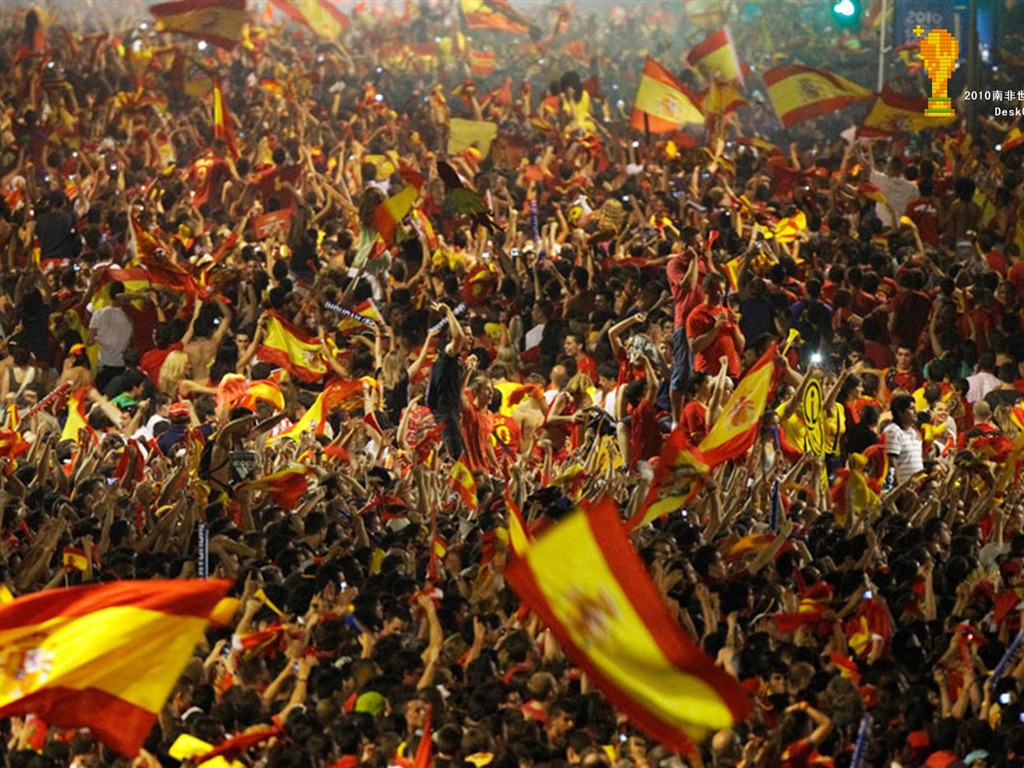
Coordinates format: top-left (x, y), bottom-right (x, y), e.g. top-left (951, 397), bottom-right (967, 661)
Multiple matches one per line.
top-left (4, 1), bottom-right (1024, 767)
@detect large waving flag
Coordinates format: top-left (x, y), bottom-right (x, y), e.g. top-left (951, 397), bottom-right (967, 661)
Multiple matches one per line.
top-left (686, 27), bottom-right (742, 85)
top-left (859, 85), bottom-right (955, 136)
top-left (505, 496), bottom-right (750, 749)
top-left (241, 465), bottom-right (315, 509)
top-left (460, 0), bottom-right (534, 34)
top-left (270, 0), bottom-right (350, 38)
top-left (269, 379), bottom-right (371, 443)
top-left (0, 580), bottom-right (231, 756)
top-left (762, 65), bottom-right (872, 128)
top-left (630, 57), bottom-right (704, 134)
top-left (258, 312), bottom-right (330, 383)
top-left (150, 0), bottom-right (246, 49)
top-left (627, 428), bottom-right (709, 530)
top-left (698, 343), bottom-right (779, 467)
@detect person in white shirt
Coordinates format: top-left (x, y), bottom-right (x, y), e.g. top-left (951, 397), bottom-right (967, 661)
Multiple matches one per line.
top-left (88, 281), bottom-right (133, 391)
top-left (883, 394), bottom-right (924, 485)
top-left (868, 157), bottom-right (920, 228)
top-left (966, 352), bottom-right (1002, 404)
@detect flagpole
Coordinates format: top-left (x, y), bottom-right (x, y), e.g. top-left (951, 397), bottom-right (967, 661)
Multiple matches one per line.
top-left (876, 0), bottom-right (887, 90)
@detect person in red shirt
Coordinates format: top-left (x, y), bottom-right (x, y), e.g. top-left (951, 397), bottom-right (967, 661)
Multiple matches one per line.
top-left (888, 268), bottom-right (931, 348)
top-left (686, 273), bottom-right (744, 379)
top-left (666, 227), bottom-right (707, 423)
top-left (679, 372), bottom-right (711, 444)
top-left (562, 332), bottom-right (597, 381)
top-left (756, 701), bottom-right (833, 768)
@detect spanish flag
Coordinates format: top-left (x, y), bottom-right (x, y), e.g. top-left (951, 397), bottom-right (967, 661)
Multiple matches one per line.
top-left (627, 428), bottom-right (709, 530)
top-left (460, 0), bottom-right (532, 34)
top-left (241, 465), bottom-right (315, 509)
top-left (859, 85), bottom-right (954, 136)
top-left (150, 0), bottom-right (246, 49)
top-left (270, 0), bottom-right (350, 39)
top-left (686, 27), bottom-right (742, 85)
top-left (505, 496), bottom-right (750, 749)
top-left (1002, 126), bottom-right (1024, 155)
top-left (774, 210), bottom-right (807, 244)
top-left (258, 312), bottom-right (330, 383)
top-left (62, 547), bottom-right (90, 573)
top-left (371, 183), bottom-right (420, 246)
top-left (630, 57), bottom-right (704, 134)
top-left (450, 458), bottom-right (478, 513)
top-left (212, 79), bottom-right (238, 158)
top-left (0, 579), bottom-right (231, 756)
top-left (269, 379), bottom-right (370, 443)
top-left (336, 299), bottom-right (384, 334)
top-left (698, 343), bottom-right (779, 467)
top-left (762, 65), bottom-right (871, 129)
top-left (469, 49), bottom-right (496, 76)
top-left (61, 387), bottom-right (94, 445)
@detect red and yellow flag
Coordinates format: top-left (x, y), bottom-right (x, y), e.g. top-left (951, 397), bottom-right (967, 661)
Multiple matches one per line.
top-left (698, 343), bottom-right (779, 467)
top-left (212, 79), bottom-right (238, 158)
top-left (336, 299), bottom-right (384, 335)
top-left (504, 486), bottom-right (532, 557)
top-left (150, 0), bottom-right (246, 49)
top-left (686, 27), bottom-right (742, 85)
top-left (774, 210), bottom-right (807, 244)
top-left (460, 0), bottom-right (532, 34)
top-left (270, 0), bottom-right (350, 39)
top-left (859, 85), bottom-right (955, 136)
top-left (60, 387), bottom-right (94, 445)
top-left (469, 49), bottom-right (496, 76)
top-left (0, 579), bottom-right (231, 756)
top-left (627, 428), bottom-right (709, 530)
top-left (371, 184), bottom-right (420, 246)
top-left (505, 496), bottom-right (751, 749)
top-left (630, 57), bottom-right (704, 134)
top-left (762, 65), bottom-right (872, 128)
top-left (241, 465), bottom-right (315, 509)
top-left (62, 547), bottom-right (90, 573)
top-left (450, 458), bottom-right (478, 512)
top-left (269, 379), bottom-right (370, 443)
top-left (258, 312), bottom-right (330, 383)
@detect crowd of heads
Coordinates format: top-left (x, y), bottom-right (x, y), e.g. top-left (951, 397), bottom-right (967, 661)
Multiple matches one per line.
top-left (5, 1), bottom-right (1024, 767)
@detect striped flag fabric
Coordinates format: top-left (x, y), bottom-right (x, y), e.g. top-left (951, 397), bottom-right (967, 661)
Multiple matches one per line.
top-left (505, 496), bottom-right (751, 749)
top-left (763, 65), bottom-right (872, 128)
top-left (630, 57), bottom-right (704, 134)
top-left (257, 312), bottom-right (330, 383)
top-left (774, 210), bottom-right (808, 244)
top-left (469, 49), bottom-right (496, 75)
top-left (627, 428), bottom-right (709, 530)
top-left (504, 486), bottom-right (531, 556)
top-left (371, 184), bottom-right (420, 246)
top-left (270, 0), bottom-right (350, 38)
top-left (698, 343), bottom-right (779, 467)
top-left (336, 299), bottom-right (384, 334)
top-left (241, 465), bottom-right (315, 509)
top-left (859, 85), bottom-right (955, 136)
top-left (150, 0), bottom-right (246, 49)
top-left (686, 27), bottom-right (742, 85)
top-left (269, 379), bottom-right (371, 443)
top-left (450, 458), bottom-right (478, 512)
top-left (460, 0), bottom-right (532, 34)
top-left (0, 579), bottom-right (231, 756)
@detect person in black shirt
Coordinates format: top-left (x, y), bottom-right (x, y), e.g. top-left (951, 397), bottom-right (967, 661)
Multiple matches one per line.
top-left (425, 302), bottom-right (469, 460)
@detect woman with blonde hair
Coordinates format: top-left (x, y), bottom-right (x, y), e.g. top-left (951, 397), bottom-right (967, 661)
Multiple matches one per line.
top-left (539, 372), bottom-right (593, 460)
top-left (159, 350), bottom-right (217, 400)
